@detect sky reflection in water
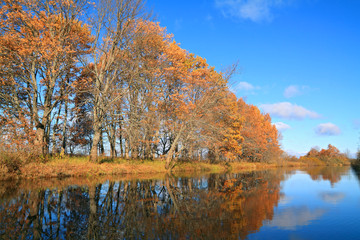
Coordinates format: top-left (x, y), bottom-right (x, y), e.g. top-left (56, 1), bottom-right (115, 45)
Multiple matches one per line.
top-left (252, 167), bottom-right (360, 240)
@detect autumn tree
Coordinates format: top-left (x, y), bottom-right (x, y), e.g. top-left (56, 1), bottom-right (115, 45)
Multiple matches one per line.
top-left (83, 0), bottom-right (148, 161)
top-left (119, 20), bottom-right (172, 160)
top-left (0, 0), bottom-right (284, 166)
top-left (236, 98), bottom-right (282, 162)
top-left (158, 45), bottom-right (237, 168)
top-left (205, 91), bottom-right (243, 162)
top-left (67, 85), bottom-right (94, 154)
top-left (301, 144), bottom-right (349, 165)
top-left (0, 0), bottom-right (92, 155)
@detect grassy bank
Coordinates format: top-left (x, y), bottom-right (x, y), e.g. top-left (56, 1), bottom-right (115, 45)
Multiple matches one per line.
top-left (0, 153), bottom-right (352, 181)
top-left (0, 156), bottom-right (259, 180)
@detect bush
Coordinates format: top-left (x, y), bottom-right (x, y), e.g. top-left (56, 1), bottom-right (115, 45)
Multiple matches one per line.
top-left (301, 145), bottom-right (350, 166)
top-left (0, 149), bottom-right (45, 174)
top-left (299, 156), bottom-right (325, 166)
top-left (0, 152), bottom-right (23, 173)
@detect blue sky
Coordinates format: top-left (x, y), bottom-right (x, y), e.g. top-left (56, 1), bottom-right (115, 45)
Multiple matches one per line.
top-left (146, 0), bottom-right (360, 156)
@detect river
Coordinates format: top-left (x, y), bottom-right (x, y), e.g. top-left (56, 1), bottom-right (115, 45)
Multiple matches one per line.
top-left (0, 166), bottom-right (359, 239)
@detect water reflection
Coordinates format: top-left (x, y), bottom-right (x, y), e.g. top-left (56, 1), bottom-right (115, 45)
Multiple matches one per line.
top-left (265, 206), bottom-right (327, 230)
top-left (351, 164), bottom-right (360, 184)
top-left (0, 166), bottom-right (357, 240)
top-left (0, 171), bottom-right (286, 239)
top-left (303, 166), bottom-right (350, 186)
top-left (319, 192), bottom-right (345, 204)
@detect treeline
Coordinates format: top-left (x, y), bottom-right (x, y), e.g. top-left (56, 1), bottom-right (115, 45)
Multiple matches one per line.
top-left (0, 0), bottom-right (282, 168)
top-left (299, 145), bottom-right (350, 166)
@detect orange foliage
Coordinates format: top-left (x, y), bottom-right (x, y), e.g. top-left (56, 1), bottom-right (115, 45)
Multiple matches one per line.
top-left (0, 1), bottom-right (283, 166)
top-left (237, 98), bottom-right (282, 162)
top-left (0, 0), bottom-right (93, 154)
top-left (300, 144), bottom-right (349, 166)
top-left (0, 111), bottom-right (36, 151)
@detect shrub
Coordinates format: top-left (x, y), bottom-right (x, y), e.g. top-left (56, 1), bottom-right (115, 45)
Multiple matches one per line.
top-left (302, 144), bottom-right (350, 166)
top-left (299, 156), bottom-right (325, 166)
top-left (0, 152), bottom-right (23, 173)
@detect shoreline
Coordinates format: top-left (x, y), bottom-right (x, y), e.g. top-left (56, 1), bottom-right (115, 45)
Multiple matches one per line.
top-left (0, 156), bottom-right (350, 181)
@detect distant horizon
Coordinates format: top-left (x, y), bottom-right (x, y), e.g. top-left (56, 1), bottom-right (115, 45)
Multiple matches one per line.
top-left (147, 0), bottom-right (360, 156)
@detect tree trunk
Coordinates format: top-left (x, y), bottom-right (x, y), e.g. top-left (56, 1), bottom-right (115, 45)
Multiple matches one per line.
top-left (90, 131), bottom-right (100, 161)
top-left (110, 137), bottom-right (116, 158)
top-left (61, 99), bottom-right (68, 155)
top-left (107, 122), bottom-right (117, 158)
top-left (132, 144), bottom-right (138, 159)
top-left (165, 124), bottom-right (185, 170)
top-left (90, 121), bottom-right (101, 161)
top-left (119, 132), bottom-right (123, 158)
top-left (88, 185), bottom-right (97, 239)
top-left (125, 139), bottom-right (129, 159)
top-left (35, 124), bottom-right (46, 156)
top-left (99, 130), bottom-right (105, 155)
top-left (145, 138), bottom-right (152, 160)
top-left (45, 120), bottom-right (51, 155)
top-left (52, 104), bottom-right (62, 154)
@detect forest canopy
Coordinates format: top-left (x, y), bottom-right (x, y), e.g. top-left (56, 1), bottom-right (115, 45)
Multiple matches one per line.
top-left (0, 0), bottom-right (282, 168)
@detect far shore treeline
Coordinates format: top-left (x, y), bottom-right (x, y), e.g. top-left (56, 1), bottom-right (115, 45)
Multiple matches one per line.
top-left (0, 0), bottom-right (351, 173)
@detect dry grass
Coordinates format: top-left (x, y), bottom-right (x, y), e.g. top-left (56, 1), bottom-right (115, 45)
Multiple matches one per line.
top-left (0, 155), bottom-right (228, 180)
top-left (0, 155), bottom-right (264, 180)
top-left (19, 157), bottom-right (166, 179)
top-left (0, 154), bottom-right (351, 181)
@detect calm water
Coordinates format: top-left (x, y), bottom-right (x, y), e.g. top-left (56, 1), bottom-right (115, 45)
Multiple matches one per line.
top-left (0, 166), bottom-right (360, 239)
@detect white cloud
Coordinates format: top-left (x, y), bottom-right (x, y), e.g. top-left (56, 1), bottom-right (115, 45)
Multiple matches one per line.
top-left (266, 206), bottom-right (327, 230)
top-left (315, 123), bottom-right (341, 136)
top-left (235, 81), bottom-right (256, 91)
top-left (260, 102), bottom-right (321, 120)
top-left (320, 192), bottom-right (345, 205)
top-left (215, 0), bottom-right (288, 22)
top-left (274, 122), bottom-right (291, 131)
top-left (284, 85), bottom-right (308, 98)
top-left (284, 85), bottom-right (299, 98)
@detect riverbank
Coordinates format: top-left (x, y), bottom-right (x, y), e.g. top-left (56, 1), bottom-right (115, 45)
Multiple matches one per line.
top-left (0, 155), bottom-right (346, 181)
top-left (0, 156), bottom-right (265, 180)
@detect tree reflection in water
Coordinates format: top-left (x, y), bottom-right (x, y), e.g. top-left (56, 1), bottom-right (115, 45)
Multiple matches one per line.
top-left (351, 163), bottom-right (360, 186)
top-left (304, 166), bottom-right (350, 186)
top-left (0, 170), bottom-right (287, 239)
